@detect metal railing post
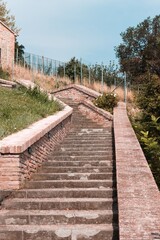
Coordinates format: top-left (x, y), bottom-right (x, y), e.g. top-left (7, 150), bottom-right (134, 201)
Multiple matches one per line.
top-left (124, 72), bottom-right (127, 104)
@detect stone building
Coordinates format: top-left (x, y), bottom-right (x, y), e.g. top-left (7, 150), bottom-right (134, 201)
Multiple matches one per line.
top-left (0, 20), bottom-right (16, 69)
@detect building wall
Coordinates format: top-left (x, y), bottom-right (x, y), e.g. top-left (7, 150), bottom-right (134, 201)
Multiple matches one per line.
top-left (0, 22), bottom-right (15, 69)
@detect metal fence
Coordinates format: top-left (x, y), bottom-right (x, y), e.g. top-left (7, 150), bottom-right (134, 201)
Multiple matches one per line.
top-left (14, 50), bottom-right (127, 101)
top-left (15, 51), bottom-right (66, 77)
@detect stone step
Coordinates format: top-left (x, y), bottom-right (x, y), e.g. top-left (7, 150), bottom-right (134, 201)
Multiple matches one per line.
top-left (68, 131), bottom-right (111, 135)
top-left (0, 209), bottom-right (118, 225)
top-left (47, 156), bottom-right (113, 161)
top-left (65, 130), bottom-right (112, 135)
top-left (43, 160), bottom-right (112, 167)
top-left (3, 198), bottom-right (115, 210)
top-left (51, 151), bottom-right (113, 157)
top-left (55, 147), bottom-right (112, 152)
top-left (32, 172), bottom-right (113, 180)
top-left (59, 143), bottom-right (112, 147)
top-left (62, 137), bottom-right (113, 142)
top-left (11, 188), bottom-right (116, 199)
top-left (38, 166), bottom-right (113, 173)
top-left (24, 180), bottom-right (113, 189)
top-left (62, 138), bottom-right (112, 142)
top-left (0, 224), bottom-right (119, 240)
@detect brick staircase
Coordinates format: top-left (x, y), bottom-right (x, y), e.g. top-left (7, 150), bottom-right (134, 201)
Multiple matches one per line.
top-left (0, 99), bottom-right (119, 240)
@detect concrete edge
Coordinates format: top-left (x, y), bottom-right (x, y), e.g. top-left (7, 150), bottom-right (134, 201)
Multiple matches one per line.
top-left (79, 100), bottom-right (113, 121)
top-left (0, 105), bottom-right (73, 154)
top-left (113, 102), bottom-right (160, 239)
top-left (0, 79), bottom-right (73, 154)
top-left (0, 78), bottom-right (17, 86)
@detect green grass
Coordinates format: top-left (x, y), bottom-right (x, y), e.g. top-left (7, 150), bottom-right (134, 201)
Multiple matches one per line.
top-left (0, 86), bottom-right (62, 139)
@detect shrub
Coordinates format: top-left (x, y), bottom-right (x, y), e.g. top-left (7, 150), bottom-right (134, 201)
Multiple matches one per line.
top-left (132, 78), bottom-right (160, 189)
top-left (93, 93), bottom-right (118, 113)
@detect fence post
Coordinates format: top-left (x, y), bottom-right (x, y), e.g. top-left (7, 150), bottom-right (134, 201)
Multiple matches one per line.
top-left (89, 65), bottom-right (91, 85)
top-left (124, 72), bottom-right (127, 104)
top-left (74, 64), bottom-right (76, 82)
top-left (114, 76), bottom-right (116, 90)
top-left (42, 56), bottom-right (44, 74)
top-left (64, 63), bottom-right (66, 78)
top-left (80, 58), bottom-right (82, 85)
top-left (101, 62), bottom-right (104, 93)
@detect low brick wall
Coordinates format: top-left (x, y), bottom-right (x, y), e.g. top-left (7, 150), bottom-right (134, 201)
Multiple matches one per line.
top-left (52, 84), bottom-right (113, 128)
top-left (52, 84), bottom-right (100, 102)
top-left (0, 106), bottom-right (72, 190)
top-left (114, 102), bottom-right (160, 240)
top-left (78, 100), bottom-right (113, 128)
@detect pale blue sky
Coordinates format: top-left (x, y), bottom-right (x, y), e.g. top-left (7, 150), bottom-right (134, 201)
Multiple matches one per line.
top-left (6, 0), bottom-right (160, 65)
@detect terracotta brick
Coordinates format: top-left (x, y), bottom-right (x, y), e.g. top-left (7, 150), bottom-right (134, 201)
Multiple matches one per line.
top-left (0, 21), bottom-right (16, 68)
top-left (114, 102), bottom-right (160, 240)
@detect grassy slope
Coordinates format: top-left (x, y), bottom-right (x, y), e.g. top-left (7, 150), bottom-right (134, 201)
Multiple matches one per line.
top-left (0, 86), bottom-right (62, 139)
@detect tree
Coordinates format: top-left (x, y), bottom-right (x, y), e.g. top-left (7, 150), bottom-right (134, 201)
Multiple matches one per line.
top-left (58, 57), bottom-right (89, 82)
top-left (115, 15), bottom-right (160, 84)
top-left (0, 0), bottom-right (20, 34)
top-left (15, 40), bottom-right (25, 63)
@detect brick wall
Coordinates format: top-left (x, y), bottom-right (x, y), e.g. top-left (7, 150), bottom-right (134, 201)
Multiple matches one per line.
top-left (0, 107), bottom-right (72, 190)
top-left (0, 21), bottom-right (15, 69)
top-left (53, 85), bottom-right (100, 102)
top-left (78, 101), bottom-right (113, 128)
top-left (114, 102), bottom-right (160, 240)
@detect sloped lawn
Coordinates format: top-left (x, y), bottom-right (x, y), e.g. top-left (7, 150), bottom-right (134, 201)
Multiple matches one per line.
top-left (0, 86), bottom-right (62, 139)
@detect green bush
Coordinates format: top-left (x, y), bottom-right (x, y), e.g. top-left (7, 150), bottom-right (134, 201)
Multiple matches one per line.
top-left (0, 67), bottom-right (10, 80)
top-left (93, 93), bottom-right (118, 113)
top-left (132, 78), bottom-right (160, 189)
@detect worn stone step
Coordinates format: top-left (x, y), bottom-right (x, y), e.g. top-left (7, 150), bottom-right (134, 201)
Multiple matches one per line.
top-left (0, 209), bottom-right (118, 225)
top-left (32, 172), bottom-right (113, 180)
top-left (48, 156), bottom-right (113, 161)
top-left (52, 151), bottom-right (113, 157)
top-left (55, 147), bottom-right (112, 153)
top-left (43, 160), bottom-right (112, 167)
top-left (59, 143), bottom-right (112, 147)
top-left (65, 130), bottom-right (112, 135)
top-left (61, 140), bottom-right (112, 144)
top-left (38, 166), bottom-right (113, 173)
top-left (11, 188), bottom-right (116, 199)
top-left (61, 139), bottom-right (112, 143)
top-left (3, 198), bottom-right (115, 210)
top-left (24, 180), bottom-right (113, 189)
top-left (68, 132), bottom-right (111, 136)
top-left (0, 224), bottom-right (119, 240)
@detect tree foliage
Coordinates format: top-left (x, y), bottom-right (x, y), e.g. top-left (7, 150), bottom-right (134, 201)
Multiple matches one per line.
top-left (58, 57), bottom-right (121, 86)
top-left (15, 40), bottom-right (25, 63)
top-left (0, 0), bottom-right (19, 34)
top-left (132, 78), bottom-right (160, 188)
top-left (115, 15), bottom-right (160, 84)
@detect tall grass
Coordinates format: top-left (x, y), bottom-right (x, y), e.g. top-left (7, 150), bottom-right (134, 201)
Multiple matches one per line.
top-left (7, 64), bottom-right (134, 102)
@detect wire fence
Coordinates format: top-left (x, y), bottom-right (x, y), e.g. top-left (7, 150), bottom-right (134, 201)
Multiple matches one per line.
top-left (13, 49), bottom-right (128, 101)
top-left (15, 51), bottom-right (66, 77)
